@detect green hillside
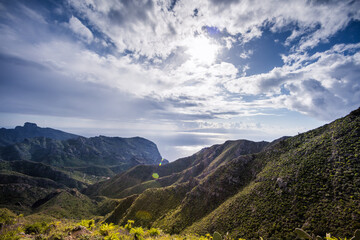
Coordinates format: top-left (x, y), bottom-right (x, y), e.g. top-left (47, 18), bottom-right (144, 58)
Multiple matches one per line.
top-left (184, 107), bottom-right (360, 239)
top-left (0, 126), bottom-right (164, 214)
top-left (102, 108), bottom-right (360, 239)
top-left (88, 140), bottom-right (268, 198)
top-left (0, 109), bottom-right (359, 239)
top-left (31, 190), bottom-right (97, 220)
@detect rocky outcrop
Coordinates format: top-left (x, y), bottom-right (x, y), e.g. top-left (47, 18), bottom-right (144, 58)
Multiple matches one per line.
top-left (0, 122), bottom-right (79, 146)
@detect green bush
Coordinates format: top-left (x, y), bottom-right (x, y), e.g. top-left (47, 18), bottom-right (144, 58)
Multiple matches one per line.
top-left (0, 208), bottom-right (16, 226)
top-left (100, 223), bottom-right (116, 236)
top-left (35, 235), bottom-right (47, 240)
top-left (78, 236), bottom-right (91, 240)
top-left (148, 227), bottom-right (160, 237)
top-left (130, 227), bottom-right (144, 240)
top-left (0, 228), bottom-right (21, 240)
top-left (104, 232), bottom-right (120, 240)
top-left (78, 219), bottom-right (95, 230)
top-left (125, 220), bottom-right (134, 231)
top-left (24, 222), bottom-right (48, 235)
top-left (48, 233), bottom-right (64, 240)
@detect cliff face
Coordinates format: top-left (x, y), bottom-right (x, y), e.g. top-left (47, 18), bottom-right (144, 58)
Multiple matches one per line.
top-left (0, 134), bottom-right (162, 172)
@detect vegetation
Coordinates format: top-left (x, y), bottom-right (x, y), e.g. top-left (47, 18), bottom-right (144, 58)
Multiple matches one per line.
top-left (0, 125), bottom-right (164, 212)
top-left (99, 108), bottom-right (360, 239)
top-left (90, 140), bottom-right (268, 198)
top-left (1, 109), bottom-right (359, 239)
top-left (0, 135), bottom-right (162, 171)
top-left (148, 228), bottom-right (160, 237)
top-left (0, 211), bottom-right (357, 240)
top-left (0, 208), bottom-right (17, 226)
top-left (125, 220), bottom-right (134, 231)
top-left (24, 222), bottom-right (49, 234)
top-left (130, 227), bottom-right (145, 240)
top-left (78, 219), bottom-right (95, 230)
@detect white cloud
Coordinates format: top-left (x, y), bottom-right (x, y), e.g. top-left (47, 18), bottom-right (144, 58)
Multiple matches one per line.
top-left (70, 0), bottom-right (360, 56)
top-left (3, 4), bottom-right (359, 122)
top-left (63, 0), bottom-right (360, 53)
top-left (224, 43), bottom-right (360, 120)
top-left (239, 49), bottom-right (253, 59)
top-left (68, 16), bottom-right (94, 43)
top-left (0, 12), bottom-right (244, 120)
top-left (1, 0), bottom-right (360, 159)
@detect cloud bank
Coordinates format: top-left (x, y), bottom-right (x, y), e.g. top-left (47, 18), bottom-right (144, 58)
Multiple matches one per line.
top-left (0, 0), bottom-right (359, 159)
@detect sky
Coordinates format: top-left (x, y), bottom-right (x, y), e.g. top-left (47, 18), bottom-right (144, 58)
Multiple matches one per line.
top-left (0, 0), bottom-right (359, 161)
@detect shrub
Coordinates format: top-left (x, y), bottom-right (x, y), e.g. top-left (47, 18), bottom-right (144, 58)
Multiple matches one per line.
top-left (199, 236), bottom-right (208, 240)
top-left (130, 227), bottom-right (144, 240)
top-left (125, 220), bottom-right (134, 231)
top-left (78, 219), bottom-right (95, 230)
top-left (0, 228), bottom-right (21, 240)
top-left (205, 233), bottom-right (213, 239)
top-left (48, 233), bottom-right (64, 240)
top-left (148, 228), bottom-right (160, 237)
top-left (24, 222), bottom-right (48, 235)
top-left (0, 208), bottom-right (16, 226)
top-left (35, 235), bottom-right (47, 240)
top-left (104, 232), bottom-right (120, 240)
top-left (78, 236), bottom-right (91, 240)
top-left (100, 223), bottom-right (116, 236)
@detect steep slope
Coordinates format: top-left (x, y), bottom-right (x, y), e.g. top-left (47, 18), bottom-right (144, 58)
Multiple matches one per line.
top-left (0, 172), bottom-right (61, 213)
top-left (31, 189), bottom-right (97, 219)
top-left (185, 108), bottom-right (360, 239)
top-left (0, 122), bottom-right (79, 146)
top-left (104, 108), bottom-right (359, 239)
top-left (115, 182), bottom-right (196, 228)
top-left (0, 160), bottom-right (88, 212)
top-left (101, 140), bottom-right (269, 227)
top-left (86, 140), bottom-right (268, 198)
top-left (0, 160), bottom-right (86, 188)
top-left (154, 154), bottom-right (263, 234)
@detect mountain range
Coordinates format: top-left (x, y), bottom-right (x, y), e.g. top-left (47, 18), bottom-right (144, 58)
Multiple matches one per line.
top-left (0, 108), bottom-right (359, 239)
top-left (0, 123), bottom-right (164, 213)
top-left (99, 107), bottom-right (360, 239)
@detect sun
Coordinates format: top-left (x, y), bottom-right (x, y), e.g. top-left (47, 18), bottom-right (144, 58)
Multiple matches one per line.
top-left (185, 35), bottom-right (220, 65)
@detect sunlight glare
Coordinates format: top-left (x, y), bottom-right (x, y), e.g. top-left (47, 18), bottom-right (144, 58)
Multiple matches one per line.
top-left (186, 36), bottom-right (220, 65)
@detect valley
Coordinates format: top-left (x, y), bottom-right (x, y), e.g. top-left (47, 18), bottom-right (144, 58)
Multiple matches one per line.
top-left (0, 108), bottom-right (359, 239)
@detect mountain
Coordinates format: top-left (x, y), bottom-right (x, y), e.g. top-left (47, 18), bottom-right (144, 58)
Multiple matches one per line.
top-left (0, 160), bottom-right (86, 189)
top-left (0, 159), bottom-right (88, 213)
top-left (100, 108), bottom-right (360, 239)
top-left (86, 139), bottom-right (268, 198)
top-left (0, 135), bottom-right (163, 175)
top-left (1, 109), bottom-right (359, 238)
top-left (0, 123), bottom-right (164, 214)
top-left (0, 122), bottom-right (79, 146)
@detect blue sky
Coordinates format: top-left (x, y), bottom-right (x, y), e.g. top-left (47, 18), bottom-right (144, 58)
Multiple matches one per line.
top-left (0, 0), bottom-right (359, 160)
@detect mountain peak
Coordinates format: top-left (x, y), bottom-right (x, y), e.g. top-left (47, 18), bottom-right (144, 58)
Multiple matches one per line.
top-left (23, 122), bottom-right (38, 128)
top-left (0, 122), bottom-right (80, 146)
